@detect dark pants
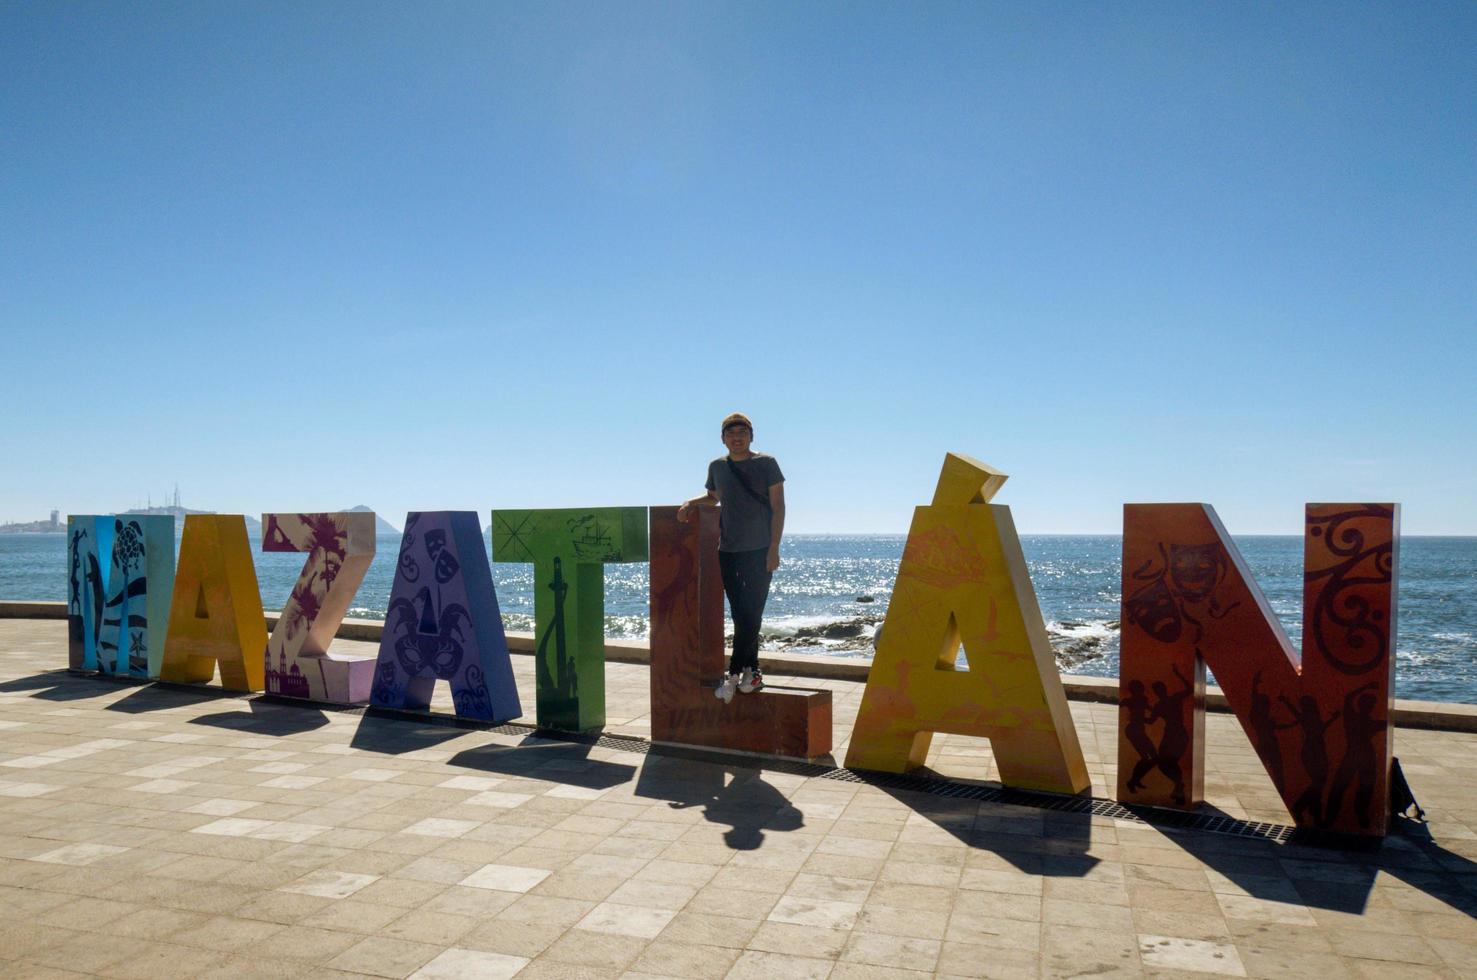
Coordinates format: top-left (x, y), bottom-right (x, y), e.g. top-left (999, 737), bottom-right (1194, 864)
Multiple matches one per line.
top-left (719, 547), bottom-right (771, 675)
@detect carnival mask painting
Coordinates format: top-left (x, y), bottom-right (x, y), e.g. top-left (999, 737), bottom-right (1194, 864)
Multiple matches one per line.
top-left (1168, 543), bottom-right (1226, 602)
top-left (1127, 577), bottom-right (1182, 642)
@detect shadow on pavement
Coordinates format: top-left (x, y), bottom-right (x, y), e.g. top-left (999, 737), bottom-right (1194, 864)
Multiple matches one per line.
top-left (349, 711), bottom-right (472, 754)
top-left (1143, 808), bottom-right (1477, 918)
top-left (871, 777), bottom-right (1103, 878)
top-left (99, 679), bottom-right (237, 713)
top-left (190, 698), bottom-right (332, 736)
top-left (448, 737), bottom-right (637, 791)
top-left (0, 669), bottom-right (136, 702)
top-left (635, 752), bottom-right (802, 850)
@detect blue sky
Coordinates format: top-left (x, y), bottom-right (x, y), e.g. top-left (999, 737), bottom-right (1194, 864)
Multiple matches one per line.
top-left (2, 2), bottom-right (1473, 534)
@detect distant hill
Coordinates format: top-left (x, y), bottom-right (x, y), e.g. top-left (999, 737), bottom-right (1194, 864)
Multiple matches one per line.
top-left (347, 506), bottom-right (400, 535)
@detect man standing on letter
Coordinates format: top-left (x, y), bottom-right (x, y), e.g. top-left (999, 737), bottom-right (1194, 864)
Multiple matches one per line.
top-left (678, 412), bottom-right (785, 703)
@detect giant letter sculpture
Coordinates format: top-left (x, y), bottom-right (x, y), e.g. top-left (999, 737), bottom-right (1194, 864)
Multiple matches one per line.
top-left (649, 506), bottom-right (832, 758)
top-left (370, 512), bottom-right (521, 722)
top-left (845, 454), bottom-right (1090, 794)
top-left (97, 515), bottom-right (175, 678)
top-left (262, 512), bottom-right (377, 703)
top-left (160, 515), bottom-right (267, 691)
top-left (66, 515), bottom-right (112, 671)
top-left (1117, 503), bottom-right (1399, 836)
top-left (491, 507), bottom-right (647, 731)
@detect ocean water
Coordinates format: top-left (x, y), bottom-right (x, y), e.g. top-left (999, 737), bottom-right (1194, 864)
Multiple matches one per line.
top-left (4, 531), bottom-right (1474, 704)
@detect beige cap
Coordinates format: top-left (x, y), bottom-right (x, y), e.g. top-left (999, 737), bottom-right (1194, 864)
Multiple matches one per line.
top-left (720, 412), bottom-right (753, 433)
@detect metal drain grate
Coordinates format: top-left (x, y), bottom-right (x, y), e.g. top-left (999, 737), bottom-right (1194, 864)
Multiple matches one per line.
top-left (815, 765), bottom-right (1297, 842)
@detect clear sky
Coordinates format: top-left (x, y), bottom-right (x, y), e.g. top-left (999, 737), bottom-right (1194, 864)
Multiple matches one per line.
top-left (2, 2), bottom-right (1473, 535)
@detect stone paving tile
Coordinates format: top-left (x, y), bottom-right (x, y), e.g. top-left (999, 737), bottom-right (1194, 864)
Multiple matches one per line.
top-left (281, 868), bottom-right (383, 900)
top-left (541, 929), bottom-right (649, 970)
top-left (1137, 934), bottom-right (1247, 975)
top-left (31, 841), bottom-right (130, 865)
top-left (4, 619), bottom-right (1477, 980)
top-left (459, 918), bottom-right (566, 958)
top-left (380, 908), bottom-right (481, 947)
top-left (326, 935), bottom-right (444, 977)
top-left (459, 862), bottom-right (552, 892)
top-left (410, 947), bottom-right (530, 979)
top-left (767, 893), bottom-right (863, 929)
top-left (575, 900), bottom-right (678, 938)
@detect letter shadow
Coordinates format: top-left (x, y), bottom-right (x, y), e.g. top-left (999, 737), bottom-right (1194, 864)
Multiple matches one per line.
top-left (1154, 814), bottom-right (1477, 919)
top-left (447, 738), bottom-right (637, 792)
top-left (0, 670), bottom-right (123, 702)
top-left (871, 782), bottom-right (1102, 878)
top-left (349, 712), bottom-right (472, 756)
top-left (189, 698), bottom-right (331, 736)
top-left (102, 680), bottom-right (239, 714)
top-left (634, 752), bottom-right (803, 851)
top-left (1378, 819), bottom-right (1477, 920)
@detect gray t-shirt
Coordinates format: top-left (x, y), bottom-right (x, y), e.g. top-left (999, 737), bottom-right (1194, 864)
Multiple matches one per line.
top-left (705, 454), bottom-right (784, 552)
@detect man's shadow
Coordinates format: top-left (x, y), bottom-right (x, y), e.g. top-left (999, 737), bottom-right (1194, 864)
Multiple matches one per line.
top-left (634, 751), bottom-right (803, 850)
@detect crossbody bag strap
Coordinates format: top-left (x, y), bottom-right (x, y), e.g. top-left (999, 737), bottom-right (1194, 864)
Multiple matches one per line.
top-left (725, 458), bottom-right (773, 513)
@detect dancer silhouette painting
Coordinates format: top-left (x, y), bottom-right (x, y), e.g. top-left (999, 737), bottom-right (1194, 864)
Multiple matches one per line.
top-left (1149, 666), bottom-right (1195, 805)
top-left (67, 525), bottom-right (89, 669)
top-left (1122, 680), bottom-right (1156, 794)
top-left (1280, 694), bottom-right (1340, 826)
top-left (1120, 667), bottom-right (1195, 805)
top-left (1325, 683), bottom-right (1386, 830)
top-left (1247, 671), bottom-right (1285, 789)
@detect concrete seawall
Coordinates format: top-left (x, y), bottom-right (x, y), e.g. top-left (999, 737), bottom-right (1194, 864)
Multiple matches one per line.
top-left (7, 598), bottom-right (1474, 733)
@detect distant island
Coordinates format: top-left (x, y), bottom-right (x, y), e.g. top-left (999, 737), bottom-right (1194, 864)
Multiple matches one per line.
top-left (1, 502), bottom-right (399, 535)
top-left (346, 505), bottom-right (401, 535)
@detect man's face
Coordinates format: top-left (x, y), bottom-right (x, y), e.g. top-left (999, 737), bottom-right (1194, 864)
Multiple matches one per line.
top-left (722, 425), bottom-right (753, 455)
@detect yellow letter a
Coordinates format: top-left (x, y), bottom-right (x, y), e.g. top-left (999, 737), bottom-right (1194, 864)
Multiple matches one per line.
top-left (844, 454), bottom-right (1089, 794)
top-left (160, 515), bottom-right (267, 692)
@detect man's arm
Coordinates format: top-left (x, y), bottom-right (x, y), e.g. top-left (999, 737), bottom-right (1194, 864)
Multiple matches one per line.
top-left (676, 489), bottom-right (718, 524)
top-left (766, 482), bottom-right (785, 572)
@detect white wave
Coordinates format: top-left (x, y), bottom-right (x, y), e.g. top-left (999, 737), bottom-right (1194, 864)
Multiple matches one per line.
top-left (1045, 619), bottom-right (1118, 640)
top-left (1396, 647), bottom-right (1443, 667)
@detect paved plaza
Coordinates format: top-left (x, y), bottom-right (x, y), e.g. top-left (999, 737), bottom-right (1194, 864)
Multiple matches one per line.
top-left (1, 618), bottom-right (1475, 979)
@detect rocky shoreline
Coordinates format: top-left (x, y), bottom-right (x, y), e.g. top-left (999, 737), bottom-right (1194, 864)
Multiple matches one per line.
top-left (746, 613), bottom-right (1121, 670)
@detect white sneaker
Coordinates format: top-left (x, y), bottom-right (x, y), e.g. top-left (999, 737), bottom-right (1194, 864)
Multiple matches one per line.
top-left (715, 675), bottom-right (738, 703)
top-left (738, 669), bottom-right (763, 694)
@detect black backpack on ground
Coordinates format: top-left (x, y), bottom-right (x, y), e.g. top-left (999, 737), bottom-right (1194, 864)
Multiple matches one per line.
top-left (1389, 757), bottom-right (1426, 822)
